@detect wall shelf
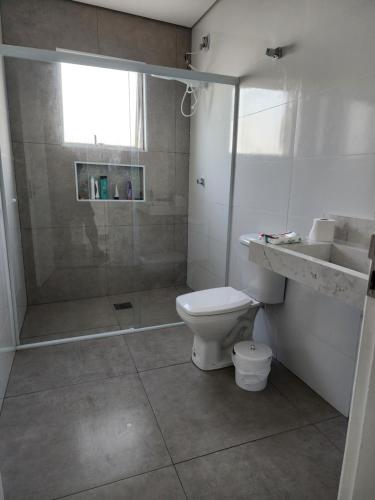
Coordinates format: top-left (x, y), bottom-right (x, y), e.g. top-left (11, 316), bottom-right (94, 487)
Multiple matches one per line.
top-left (75, 161), bottom-right (145, 202)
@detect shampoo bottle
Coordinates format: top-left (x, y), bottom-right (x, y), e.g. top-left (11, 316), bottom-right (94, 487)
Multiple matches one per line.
top-left (90, 176), bottom-right (95, 200)
top-left (99, 176), bottom-right (108, 200)
top-left (126, 180), bottom-right (133, 200)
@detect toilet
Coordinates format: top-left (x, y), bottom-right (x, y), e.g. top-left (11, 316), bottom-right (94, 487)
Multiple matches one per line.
top-left (176, 235), bottom-right (285, 371)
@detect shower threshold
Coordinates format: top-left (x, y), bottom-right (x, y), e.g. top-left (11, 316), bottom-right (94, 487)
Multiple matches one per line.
top-left (18, 285), bottom-right (191, 349)
top-left (16, 321), bottom-right (185, 350)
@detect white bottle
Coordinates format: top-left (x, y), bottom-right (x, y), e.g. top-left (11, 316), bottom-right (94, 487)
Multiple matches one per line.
top-left (90, 176), bottom-right (95, 200)
top-left (95, 179), bottom-right (100, 199)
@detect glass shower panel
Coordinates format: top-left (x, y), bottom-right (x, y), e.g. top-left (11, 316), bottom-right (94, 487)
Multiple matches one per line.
top-left (187, 82), bottom-right (235, 291)
top-left (5, 55), bottom-right (193, 343)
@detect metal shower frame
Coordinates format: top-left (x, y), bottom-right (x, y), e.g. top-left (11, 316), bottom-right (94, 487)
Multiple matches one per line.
top-left (0, 43), bottom-right (240, 349)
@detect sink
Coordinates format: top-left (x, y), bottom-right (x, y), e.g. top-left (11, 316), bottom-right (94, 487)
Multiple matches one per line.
top-left (269, 240), bottom-right (369, 274)
top-left (241, 236), bottom-right (369, 310)
top-left (326, 242), bottom-right (369, 274)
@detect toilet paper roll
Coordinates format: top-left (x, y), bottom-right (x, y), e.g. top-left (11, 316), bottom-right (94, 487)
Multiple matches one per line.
top-left (308, 218), bottom-right (336, 242)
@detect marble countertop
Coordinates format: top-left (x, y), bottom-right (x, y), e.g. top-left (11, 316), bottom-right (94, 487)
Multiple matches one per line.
top-left (248, 239), bottom-right (368, 310)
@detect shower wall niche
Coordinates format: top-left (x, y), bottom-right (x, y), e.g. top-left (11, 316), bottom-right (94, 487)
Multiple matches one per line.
top-left (75, 162), bottom-right (145, 202)
top-left (5, 57), bottom-right (190, 305)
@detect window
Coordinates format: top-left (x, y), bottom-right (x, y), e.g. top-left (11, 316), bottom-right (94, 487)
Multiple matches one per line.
top-left (61, 63), bottom-right (145, 148)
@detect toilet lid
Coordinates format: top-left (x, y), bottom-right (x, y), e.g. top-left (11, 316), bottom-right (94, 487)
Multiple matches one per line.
top-left (176, 287), bottom-right (254, 316)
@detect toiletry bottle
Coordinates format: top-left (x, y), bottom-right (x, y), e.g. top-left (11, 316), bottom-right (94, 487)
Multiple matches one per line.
top-left (90, 176), bottom-right (95, 200)
top-left (113, 184), bottom-right (119, 200)
top-left (126, 180), bottom-right (133, 200)
top-left (95, 179), bottom-right (100, 199)
top-left (100, 176), bottom-right (108, 200)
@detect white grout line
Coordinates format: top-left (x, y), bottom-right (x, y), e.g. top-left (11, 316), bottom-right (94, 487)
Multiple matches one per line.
top-left (16, 322), bottom-right (185, 350)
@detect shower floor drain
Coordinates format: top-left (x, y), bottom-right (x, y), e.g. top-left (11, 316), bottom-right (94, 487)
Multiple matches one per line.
top-left (113, 302), bottom-right (133, 310)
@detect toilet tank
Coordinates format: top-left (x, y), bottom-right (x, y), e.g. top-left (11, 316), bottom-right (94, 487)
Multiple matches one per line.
top-left (239, 234), bottom-right (285, 304)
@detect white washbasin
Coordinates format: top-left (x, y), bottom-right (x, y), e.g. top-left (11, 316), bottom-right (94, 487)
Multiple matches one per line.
top-left (271, 240), bottom-right (369, 274)
top-left (241, 235), bottom-right (369, 310)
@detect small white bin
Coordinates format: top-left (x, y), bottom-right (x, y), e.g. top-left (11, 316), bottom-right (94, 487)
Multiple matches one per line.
top-left (232, 341), bottom-right (272, 392)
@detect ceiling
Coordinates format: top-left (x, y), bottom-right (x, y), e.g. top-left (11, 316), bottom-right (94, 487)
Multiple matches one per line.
top-left (73, 0), bottom-right (216, 27)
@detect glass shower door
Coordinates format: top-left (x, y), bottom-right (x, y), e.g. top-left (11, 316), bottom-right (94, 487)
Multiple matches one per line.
top-left (5, 56), bottom-right (191, 344)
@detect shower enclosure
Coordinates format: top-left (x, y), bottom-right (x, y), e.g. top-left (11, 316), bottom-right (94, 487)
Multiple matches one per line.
top-left (0, 44), bottom-right (239, 346)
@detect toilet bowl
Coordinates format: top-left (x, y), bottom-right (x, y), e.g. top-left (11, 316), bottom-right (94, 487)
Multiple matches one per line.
top-left (177, 235), bottom-right (286, 371)
top-left (176, 287), bottom-right (260, 370)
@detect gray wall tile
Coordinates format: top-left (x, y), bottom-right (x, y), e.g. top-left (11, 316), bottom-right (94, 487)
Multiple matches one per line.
top-left (176, 27), bottom-right (192, 69)
top-left (13, 142), bottom-right (108, 229)
top-left (0, 0), bottom-right (99, 52)
top-left (106, 203), bottom-right (135, 227)
top-left (141, 151), bottom-right (176, 202)
top-left (108, 226), bottom-right (134, 266)
top-left (145, 77), bottom-right (176, 153)
top-left (5, 60), bottom-right (63, 145)
top-left (174, 224), bottom-right (188, 257)
top-left (106, 263), bottom-right (178, 295)
top-left (134, 224), bottom-right (174, 261)
top-left (97, 8), bottom-right (178, 66)
top-left (21, 226), bottom-right (108, 304)
top-left (176, 83), bottom-right (191, 153)
top-left (175, 153), bottom-right (189, 214)
top-left (3, 0), bottom-right (191, 303)
top-left (137, 262), bottom-right (179, 290)
top-left (175, 261), bottom-right (187, 284)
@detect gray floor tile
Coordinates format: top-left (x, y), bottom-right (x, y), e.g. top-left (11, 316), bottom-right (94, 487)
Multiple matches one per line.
top-left (6, 336), bottom-right (136, 397)
top-left (140, 363), bottom-right (309, 462)
top-left (20, 286), bottom-right (189, 344)
top-left (21, 297), bottom-right (119, 341)
top-left (137, 286), bottom-right (189, 326)
top-left (316, 416), bottom-right (348, 452)
top-left (126, 325), bottom-right (193, 371)
top-left (176, 425), bottom-right (343, 500)
top-left (0, 375), bottom-right (171, 500)
top-left (107, 292), bottom-right (141, 329)
top-left (20, 325), bottom-right (120, 344)
top-left (108, 285), bottom-right (190, 330)
top-left (269, 360), bottom-right (339, 422)
top-left (63, 466), bottom-right (186, 499)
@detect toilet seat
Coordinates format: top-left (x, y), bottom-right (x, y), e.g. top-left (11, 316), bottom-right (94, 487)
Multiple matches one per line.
top-left (176, 287), bottom-right (257, 317)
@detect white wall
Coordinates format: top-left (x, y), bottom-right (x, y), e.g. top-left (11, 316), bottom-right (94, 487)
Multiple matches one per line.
top-left (187, 82), bottom-right (234, 290)
top-left (192, 0), bottom-right (375, 415)
top-left (0, 20), bottom-right (26, 338)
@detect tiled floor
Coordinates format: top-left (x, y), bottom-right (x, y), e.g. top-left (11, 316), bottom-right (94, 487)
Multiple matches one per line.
top-left (20, 285), bottom-right (190, 343)
top-left (0, 326), bottom-right (347, 499)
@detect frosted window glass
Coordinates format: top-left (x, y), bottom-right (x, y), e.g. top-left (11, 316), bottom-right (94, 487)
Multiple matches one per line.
top-left (61, 63), bottom-right (143, 148)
